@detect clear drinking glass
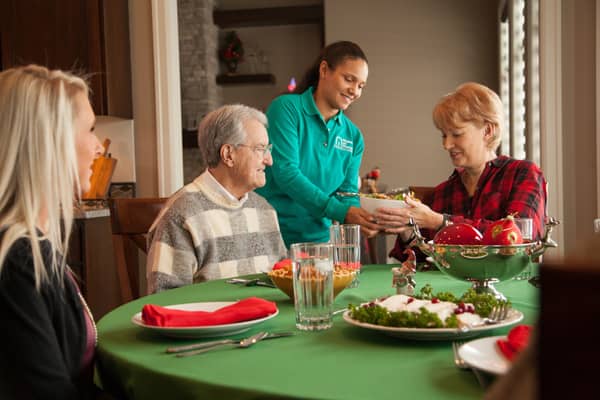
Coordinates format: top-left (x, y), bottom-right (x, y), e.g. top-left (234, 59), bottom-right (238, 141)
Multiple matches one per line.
top-left (329, 224), bottom-right (361, 288)
top-left (514, 217), bottom-right (534, 280)
top-left (291, 242), bottom-right (334, 331)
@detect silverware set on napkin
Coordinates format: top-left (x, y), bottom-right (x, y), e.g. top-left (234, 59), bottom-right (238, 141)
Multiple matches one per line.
top-left (167, 331), bottom-right (294, 357)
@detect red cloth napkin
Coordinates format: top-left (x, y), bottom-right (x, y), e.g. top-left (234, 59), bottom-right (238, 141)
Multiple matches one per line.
top-left (496, 324), bottom-right (533, 361)
top-left (141, 297), bottom-right (278, 327)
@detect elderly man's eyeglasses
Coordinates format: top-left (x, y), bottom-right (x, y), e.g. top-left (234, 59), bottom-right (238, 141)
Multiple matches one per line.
top-left (235, 143), bottom-right (272, 157)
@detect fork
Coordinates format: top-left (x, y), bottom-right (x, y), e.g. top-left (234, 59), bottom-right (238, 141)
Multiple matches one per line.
top-left (452, 341), bottom-right (469, 370)
top-left (459, 304), bottom-right (510, 333)
top-left (174, 331), bottom-right (269, 357)
top-left (481, 303), bottom-right (510, 325)
top-left (452, 341), bottom-right (488, 388)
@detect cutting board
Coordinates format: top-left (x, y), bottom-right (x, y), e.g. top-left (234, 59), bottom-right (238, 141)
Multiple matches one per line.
top-left (83, 138), bottom-right (118, 199)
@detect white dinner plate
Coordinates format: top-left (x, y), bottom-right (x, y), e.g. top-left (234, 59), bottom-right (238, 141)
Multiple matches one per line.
top-left (342, 308), bottom-right (523, 341)
top-left (458, 335), bottom-right (510, 375)
top-left (131, 302), bottom-right (279, 339)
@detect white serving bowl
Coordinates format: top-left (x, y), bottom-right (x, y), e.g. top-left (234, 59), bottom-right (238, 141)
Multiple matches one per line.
top-left (360, 196), bottom-right (408, 214)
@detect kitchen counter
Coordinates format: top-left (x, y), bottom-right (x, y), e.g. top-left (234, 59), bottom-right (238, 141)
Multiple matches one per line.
top-left (74, 205), bottom-right (110, 219)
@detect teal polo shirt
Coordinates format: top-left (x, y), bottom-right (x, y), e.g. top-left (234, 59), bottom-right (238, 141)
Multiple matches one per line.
top-left (256, 87), bottom-right (363, 248)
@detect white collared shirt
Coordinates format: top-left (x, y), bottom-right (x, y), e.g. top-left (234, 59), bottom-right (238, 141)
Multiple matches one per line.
top-left (198, 170), bottom-right (248, 206)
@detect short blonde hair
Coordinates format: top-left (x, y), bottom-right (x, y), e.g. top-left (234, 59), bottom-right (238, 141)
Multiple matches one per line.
top-left (0, 65), bottom-right (88, 289)
top-left (433, 82), bottom-right (504, 151)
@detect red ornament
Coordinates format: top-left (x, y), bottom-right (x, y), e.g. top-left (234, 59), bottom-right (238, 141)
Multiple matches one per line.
top-left (433, 223), bottom-right (483, 245)
top-left (482, 216), bottom-right (523, 245)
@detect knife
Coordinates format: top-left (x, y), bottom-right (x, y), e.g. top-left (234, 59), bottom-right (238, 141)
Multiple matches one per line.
top-left (166, 331), bottom-right (294, 354)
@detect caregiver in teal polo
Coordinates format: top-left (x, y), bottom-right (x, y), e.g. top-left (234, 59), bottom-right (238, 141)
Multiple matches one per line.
top-left (256, 41), bottom-right (379, 247)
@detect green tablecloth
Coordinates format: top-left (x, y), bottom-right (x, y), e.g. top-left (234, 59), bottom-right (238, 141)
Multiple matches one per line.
top-left (96, 265), bottom-right (539, 400)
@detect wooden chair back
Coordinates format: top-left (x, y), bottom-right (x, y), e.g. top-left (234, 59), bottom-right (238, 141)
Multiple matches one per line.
top-left (108, 197), bottom-right (167, 302)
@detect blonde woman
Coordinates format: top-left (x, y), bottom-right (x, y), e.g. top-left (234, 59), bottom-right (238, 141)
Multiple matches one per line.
top-left (0, 65), bottom-right (103, 398)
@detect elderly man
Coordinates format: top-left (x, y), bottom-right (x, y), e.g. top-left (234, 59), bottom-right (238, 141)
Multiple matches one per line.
top-left (146, 104), bottom-right (287, 293)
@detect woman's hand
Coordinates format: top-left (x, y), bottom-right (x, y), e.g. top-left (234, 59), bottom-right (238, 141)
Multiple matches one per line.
top-left (344, 206), bottom-right (380, 238)
top-left (373, 197), bottom-right (444, 234)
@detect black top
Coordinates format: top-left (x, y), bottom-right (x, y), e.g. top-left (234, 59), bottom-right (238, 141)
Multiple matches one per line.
top-left (0, 233), bottom-right (92, 399)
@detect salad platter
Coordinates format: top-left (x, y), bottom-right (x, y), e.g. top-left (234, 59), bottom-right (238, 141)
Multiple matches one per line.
top-left (343, 308), bottom-right (522, 340)
top-left (342, 285), bottom-right (523, 340)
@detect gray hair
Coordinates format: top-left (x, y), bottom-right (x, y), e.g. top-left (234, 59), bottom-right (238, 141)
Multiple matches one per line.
top-left (198, 104), bottom-right (267, 168)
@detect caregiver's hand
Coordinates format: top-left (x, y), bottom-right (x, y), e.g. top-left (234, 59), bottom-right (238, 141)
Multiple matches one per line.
top-left (345, 206), bottom-right (381, 238)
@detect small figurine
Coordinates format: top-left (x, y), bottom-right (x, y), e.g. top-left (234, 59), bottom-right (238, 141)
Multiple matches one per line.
top-left (392, 249), bottom-right (417, 295)
top-left (362, 167), bottom-right (381, 194)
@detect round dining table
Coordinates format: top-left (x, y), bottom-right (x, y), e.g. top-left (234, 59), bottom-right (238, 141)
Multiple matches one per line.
top-left (96, 264), bottom-right (539, 399)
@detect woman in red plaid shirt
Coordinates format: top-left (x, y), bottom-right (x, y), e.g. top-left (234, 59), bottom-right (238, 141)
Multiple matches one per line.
top-left (373, 82), bottom-right (547, 261)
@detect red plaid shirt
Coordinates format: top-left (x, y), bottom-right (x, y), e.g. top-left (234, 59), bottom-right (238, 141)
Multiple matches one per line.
top-left (390, 156), bottom-right (547, 260)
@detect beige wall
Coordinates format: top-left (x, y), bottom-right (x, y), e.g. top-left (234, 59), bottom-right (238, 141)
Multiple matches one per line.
top-left (561, 0), bottom-right (597, 252)
top-left (325, 0), bottom-right (499, 189)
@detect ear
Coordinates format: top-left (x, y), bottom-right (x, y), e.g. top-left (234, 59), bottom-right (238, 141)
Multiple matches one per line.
top-left (318, 60), bottom-right (328, 80)
top-left (484, 123), bottom-right (495, 137)
top-left (220, 144), bottom-right (235, 167)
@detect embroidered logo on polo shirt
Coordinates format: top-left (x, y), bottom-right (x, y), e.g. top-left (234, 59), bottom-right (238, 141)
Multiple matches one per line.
top-left (334, 137), bottom-right (353, 153)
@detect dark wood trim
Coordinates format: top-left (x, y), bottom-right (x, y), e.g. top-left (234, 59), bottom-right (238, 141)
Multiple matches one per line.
top-left (85, 0), bottom-right (108, 115)
top-left (213, 5), bottom-right (323, 28)
top-left (216, 73), bottom-right (275, 85)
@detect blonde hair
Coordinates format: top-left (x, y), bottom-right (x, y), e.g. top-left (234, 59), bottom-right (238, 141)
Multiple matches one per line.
top-left (432, 82), bottom-right (504, 151)
top-left (0, 65), bottom-right (88, 289)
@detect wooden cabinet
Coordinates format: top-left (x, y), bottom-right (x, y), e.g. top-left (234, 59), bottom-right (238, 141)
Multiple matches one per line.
top-left (69, 214), bottom-right (124, 320)
top-left (0, 0), bottom-right (132, 117)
